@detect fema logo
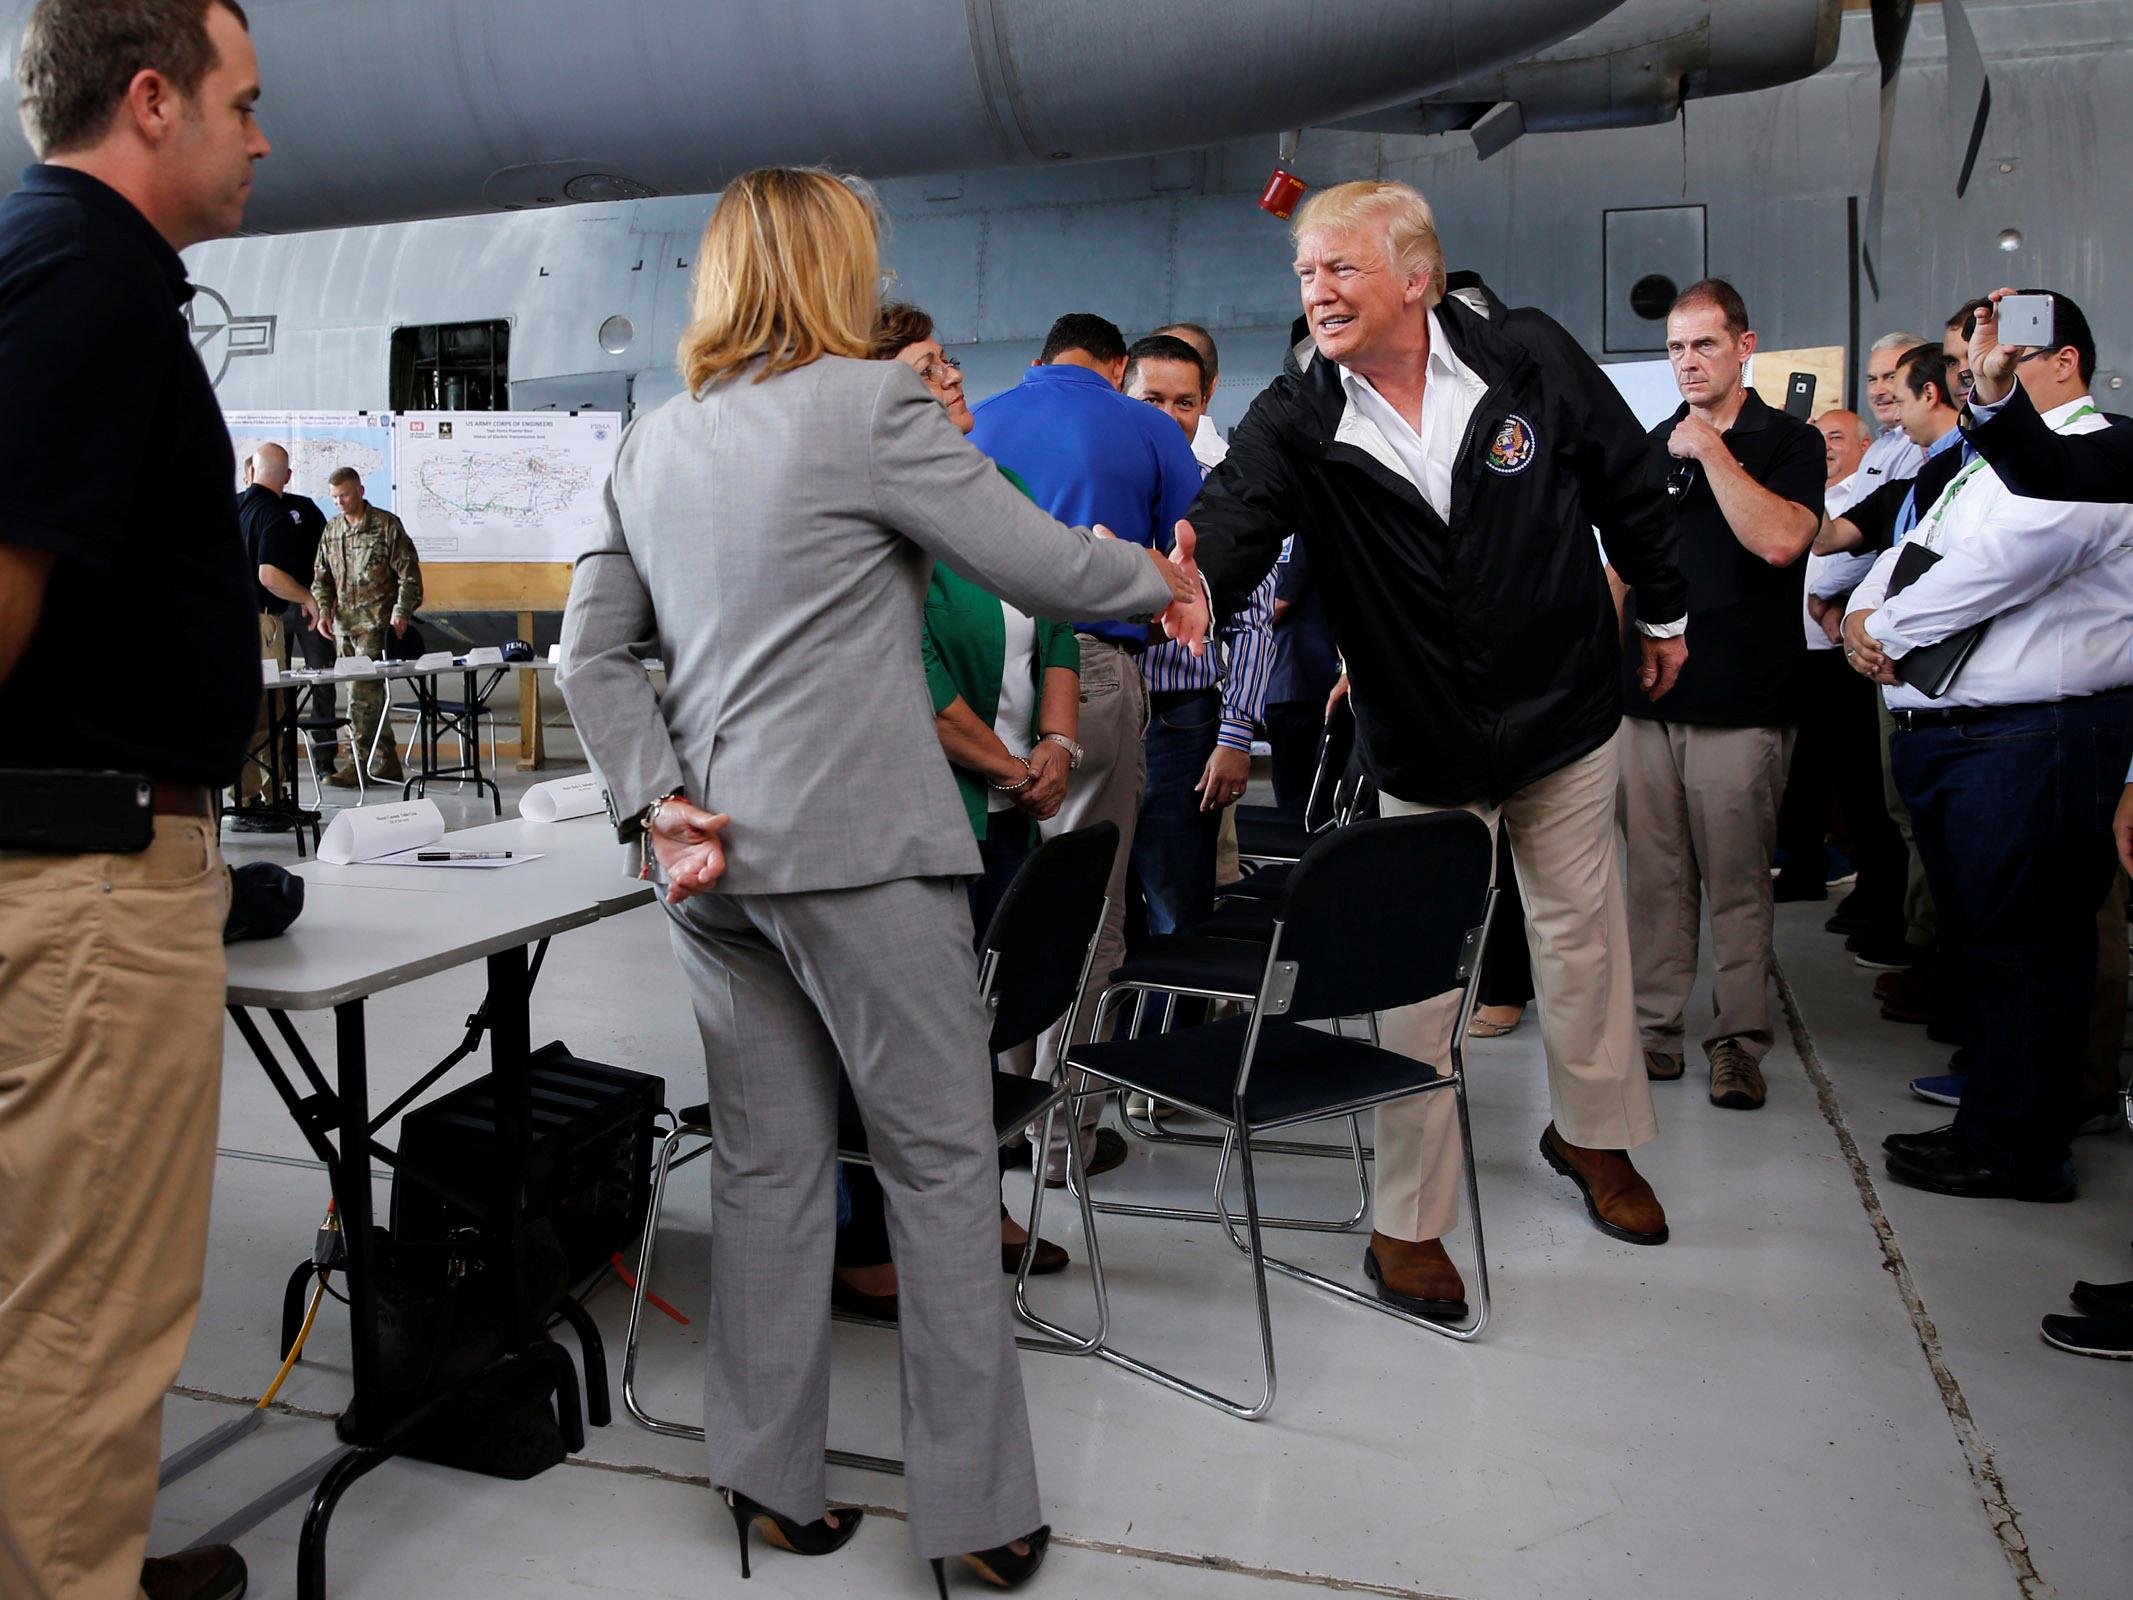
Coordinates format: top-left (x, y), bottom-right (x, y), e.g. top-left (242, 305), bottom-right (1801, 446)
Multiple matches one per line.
top-left (1485, 414), bottom-right (1538, 476)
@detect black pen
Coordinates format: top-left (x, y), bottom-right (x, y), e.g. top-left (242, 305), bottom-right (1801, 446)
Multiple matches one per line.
top-left (415, 850), bottom-right (513, 861)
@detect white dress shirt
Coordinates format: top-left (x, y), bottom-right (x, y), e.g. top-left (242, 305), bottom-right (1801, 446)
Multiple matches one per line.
top-left (1801, 474), bottom-right (1868, 650)
top-left (1334, 310), bottom-right (1485, 520)
top-left (1852, 398), bottom-right (2133, 710)
top-left (1810, 428), bottom-right (1929, 605)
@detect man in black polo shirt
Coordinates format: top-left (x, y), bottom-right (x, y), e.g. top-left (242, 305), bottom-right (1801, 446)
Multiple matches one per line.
top-left (236, 441), bottom-right (337, 790)
top-left (1620, 279), bottom-right (1823, 1113)
top-left (0, 4), bottom-right (268, 1598)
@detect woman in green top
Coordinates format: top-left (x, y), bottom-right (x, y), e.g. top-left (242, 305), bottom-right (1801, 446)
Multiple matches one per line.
top-left (833, 303), bottom-right (1080, 1317)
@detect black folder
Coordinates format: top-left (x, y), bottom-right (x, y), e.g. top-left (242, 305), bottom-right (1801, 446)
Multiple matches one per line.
top-left (1884, 542), bottom-right (1988, 699)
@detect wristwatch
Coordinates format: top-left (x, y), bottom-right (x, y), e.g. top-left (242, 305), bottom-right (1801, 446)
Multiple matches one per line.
top-left (1037, 732), bottom-right (1083, 770)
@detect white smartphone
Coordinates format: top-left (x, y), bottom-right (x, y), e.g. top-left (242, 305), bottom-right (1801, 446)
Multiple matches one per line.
top-left (1994, 293), bottom-right (2054, 349)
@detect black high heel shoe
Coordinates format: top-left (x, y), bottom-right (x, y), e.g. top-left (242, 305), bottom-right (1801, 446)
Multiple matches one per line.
top-left (931, 1525), bottom-right (1051, 1594)
top-left (719, 1486), bottom-right (863, 1578)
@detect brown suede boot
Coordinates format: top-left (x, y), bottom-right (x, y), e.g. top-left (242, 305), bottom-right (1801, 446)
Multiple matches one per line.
top-left (1539, 1123), bottom-right (1669, 1245)
top-left (1363, 1232), bottom-right (1468, 1321)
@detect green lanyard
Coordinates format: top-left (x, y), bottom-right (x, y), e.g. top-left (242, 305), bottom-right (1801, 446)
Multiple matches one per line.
top-left (1917, 402), bottom-right (2099, 549)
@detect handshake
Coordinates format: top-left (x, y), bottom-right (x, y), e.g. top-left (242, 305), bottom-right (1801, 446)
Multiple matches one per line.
top-left (1096, 516), bottom-right (1211, 658)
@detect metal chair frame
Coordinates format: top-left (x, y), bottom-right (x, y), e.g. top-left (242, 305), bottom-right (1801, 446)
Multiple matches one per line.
top-left (619, 889), bottom-right (1118, 1476)
top-left (1087, 981), bottom-right (1374, 1233)
top-left (1116, 757), bottom-right (1383, 1172)
top-left (1047, 878), bottom-right (1498, 1421)
top-left (297, 718), bottom-right (363, 809)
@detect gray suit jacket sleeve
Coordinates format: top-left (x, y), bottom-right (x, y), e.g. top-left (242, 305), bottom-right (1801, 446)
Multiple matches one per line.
top-left (556, 467), bottom-right (688, 826)
top-left (866, 367), bottom-right (1175, 622)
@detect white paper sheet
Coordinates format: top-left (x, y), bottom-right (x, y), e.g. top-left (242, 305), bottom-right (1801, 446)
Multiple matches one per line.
top-left (414, 650), bottom-right (456, 670)
top-left (519, 774), bottom-right (607, 823)
top-left (333, 655), bottom-right (376, 676)
top-left (317, 799), bottom-right (446, 864)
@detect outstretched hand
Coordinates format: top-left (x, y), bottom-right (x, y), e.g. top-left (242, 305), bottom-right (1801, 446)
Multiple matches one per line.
top-left (649, 799), bottom-right (732, 904)
top-left (1155, 518), bottom-right (1210, 657)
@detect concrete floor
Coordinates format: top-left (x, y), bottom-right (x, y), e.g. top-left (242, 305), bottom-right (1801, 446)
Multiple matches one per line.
top-left (163, 768), bottom-right (2132, 1599)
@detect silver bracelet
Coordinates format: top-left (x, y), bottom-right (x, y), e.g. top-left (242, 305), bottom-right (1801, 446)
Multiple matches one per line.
top-left (987, 759), bottom-right (1035, 794)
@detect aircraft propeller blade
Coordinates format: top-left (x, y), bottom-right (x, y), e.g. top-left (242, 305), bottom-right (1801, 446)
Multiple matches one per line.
top-left (1862, 0), bottom-right (1994, 299)
top-left (1861, 0), bottom-right (1913, 300)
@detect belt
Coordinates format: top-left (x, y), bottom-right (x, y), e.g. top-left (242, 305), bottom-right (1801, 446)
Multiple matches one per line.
top-left (1149, 687), bottom-right (1220, 710)
top-left (152, 780), bottom-right (215, 817)
top-left (1887, 700), bottom-right (2032, 732)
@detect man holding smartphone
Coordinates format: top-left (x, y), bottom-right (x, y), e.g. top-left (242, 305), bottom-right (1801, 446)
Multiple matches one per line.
top-left (0, 4), bottom-right (269, 1598)
top-left (1844, 292), bottom-right (2133, 1206)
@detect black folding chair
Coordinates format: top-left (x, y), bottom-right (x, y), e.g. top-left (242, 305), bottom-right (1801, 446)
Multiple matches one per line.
top-left (1052, 811), bottom-right (1498, 1418)
top-left (1228, 696), bottom-right (1364, 878)
top-left (620, 823), bottom-right (1122, 1473)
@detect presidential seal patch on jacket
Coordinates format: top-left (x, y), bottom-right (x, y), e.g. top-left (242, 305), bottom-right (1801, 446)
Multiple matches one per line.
top-left (1486, 414), bottom-right (1537, 475)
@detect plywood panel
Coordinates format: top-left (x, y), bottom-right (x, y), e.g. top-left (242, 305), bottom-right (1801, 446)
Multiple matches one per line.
top-left (1751, 345), bottom-right (1849, 418)
top-left (421, 562), bottom-right (573, 611)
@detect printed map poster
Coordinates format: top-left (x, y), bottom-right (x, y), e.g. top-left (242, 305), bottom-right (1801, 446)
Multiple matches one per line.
top-left (225, 410), bottom-right (396, 512)
top-left (395, 411), bottom-right (620, 562)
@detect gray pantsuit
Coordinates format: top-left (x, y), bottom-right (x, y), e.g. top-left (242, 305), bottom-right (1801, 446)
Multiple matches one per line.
top-left (556, 355), bottom-right (1174, 1564)
top-left (666, 879), bottom-right (1040, 1556)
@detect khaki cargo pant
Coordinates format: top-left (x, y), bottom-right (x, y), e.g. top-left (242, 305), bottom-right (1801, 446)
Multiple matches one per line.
top-left (0, 817), bottom-right (229, 1600)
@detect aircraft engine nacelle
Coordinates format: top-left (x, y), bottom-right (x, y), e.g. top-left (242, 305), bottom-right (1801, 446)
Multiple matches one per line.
top-left (0, 0), bottom-right (1627, 233)
top-left (1325, 0), bottom-right (1843, 146)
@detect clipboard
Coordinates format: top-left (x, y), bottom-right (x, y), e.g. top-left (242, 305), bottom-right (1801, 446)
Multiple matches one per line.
top-left (1885, 543), bottom-right (1988, 699)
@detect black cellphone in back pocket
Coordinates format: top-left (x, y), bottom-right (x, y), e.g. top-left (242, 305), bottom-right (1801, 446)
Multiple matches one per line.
top-left (0, 769), bottom-right (155, 853)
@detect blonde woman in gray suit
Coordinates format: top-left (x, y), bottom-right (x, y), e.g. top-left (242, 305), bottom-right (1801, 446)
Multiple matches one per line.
top-left (558, 167), bottom-right (1204, 1594)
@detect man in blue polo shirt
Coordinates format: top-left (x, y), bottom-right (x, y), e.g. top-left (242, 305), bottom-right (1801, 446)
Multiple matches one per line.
top-left (969, 312), bottom-right (1203, 1182)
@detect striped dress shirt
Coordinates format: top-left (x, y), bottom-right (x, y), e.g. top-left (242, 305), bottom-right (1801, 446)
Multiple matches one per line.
top-left (1142, 565), bottom-right (1277, 752)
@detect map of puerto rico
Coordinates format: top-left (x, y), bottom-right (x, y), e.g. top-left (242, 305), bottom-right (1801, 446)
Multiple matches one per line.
top-left (416, 451), bottom-right (595, 527)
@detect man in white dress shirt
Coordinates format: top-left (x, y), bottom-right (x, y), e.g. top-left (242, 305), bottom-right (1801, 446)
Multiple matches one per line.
top-left (1843, 291), bottom-right (2133, 1201)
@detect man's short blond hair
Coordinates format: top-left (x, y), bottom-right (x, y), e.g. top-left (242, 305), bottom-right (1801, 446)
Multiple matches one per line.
top-left (1291, 180), bottom-right (1446, 308)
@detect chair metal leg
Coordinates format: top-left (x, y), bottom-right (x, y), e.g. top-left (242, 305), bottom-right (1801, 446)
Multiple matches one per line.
top-left (1209, 1084), bottom-right (1489, 1344)
top-left (1009, 1098), bottom-right (1111, 1357)
top-left (619, 1121), bottom-right (904, 1476)
top-left (1074, 1116), bottom-right (1280, 1422)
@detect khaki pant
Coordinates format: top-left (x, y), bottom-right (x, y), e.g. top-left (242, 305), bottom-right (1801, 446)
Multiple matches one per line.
top-left (1621, 719), bottom-right (1791, 1062)
top-left (1374, 733), bottom-right (1656, 1242)
top-left (235, 609), bottom-right (287, 806)
top-left (1010, 638), bottom-right (1147, 1167)
top-left (0, 818), bottom-right (229, 1600)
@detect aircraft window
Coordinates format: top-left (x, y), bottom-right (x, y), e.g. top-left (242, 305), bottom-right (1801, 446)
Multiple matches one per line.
top-left (391, 319), bottom-right (510, 410)
top-left (600, 315), bottom-right (635, 355)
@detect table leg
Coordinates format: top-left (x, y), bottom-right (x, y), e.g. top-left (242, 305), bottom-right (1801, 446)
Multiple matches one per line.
top-left (485, 946), bottom-right (532, 1349)
top-left (332, 1000), bottom-right (380, 1445)
top-left (515, 609), bottom-right (545, 772)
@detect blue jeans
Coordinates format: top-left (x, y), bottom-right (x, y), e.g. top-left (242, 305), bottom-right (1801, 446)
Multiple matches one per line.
top-left (1891, 690), bottom-right (2133, 1181)
top-left (1133, 688), bottom-right (1224, 935)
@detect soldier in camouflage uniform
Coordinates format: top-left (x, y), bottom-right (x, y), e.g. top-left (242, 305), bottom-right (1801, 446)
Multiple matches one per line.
top-left (312, 466), bottom-right (423, 784)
